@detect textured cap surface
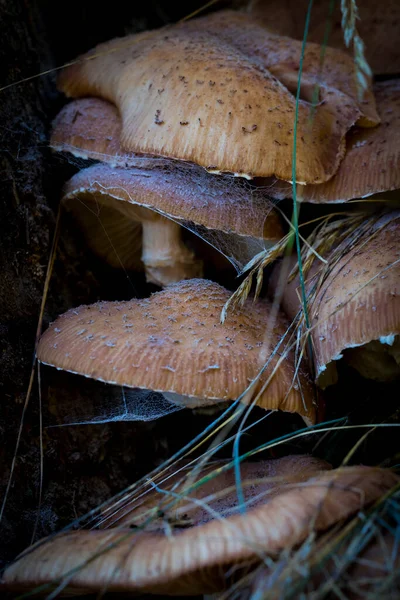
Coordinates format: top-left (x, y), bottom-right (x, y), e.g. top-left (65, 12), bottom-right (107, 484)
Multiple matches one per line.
top-left (50, 97), bottom-right (171, 169)
top-left (249, 0), bottom-right (400, 75)
top-left (3, 466), bottom-right (397, 595)
top-left (64, 162), bottom-right (282, 239)
top-left (37, 279), bottom-right (316, 422)
top-left (274, 212), bottom-right (400, 386)
top-left (261, 81), bottom-right (400, 203)
top-left (62, 161), bottom-right (283, 278)
top-left (101, 455), bottom-right (331, 529)
top-left (58, 10), bottom-right (378, 183)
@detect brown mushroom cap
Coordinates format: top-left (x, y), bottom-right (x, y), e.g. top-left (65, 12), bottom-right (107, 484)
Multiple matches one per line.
top-left (58, 10), bottom-right (378, 183)
top-left (272, 212), bottom-right (400, 387)
top-left (3, 466), bottom-right (397, 595)
top-left (63, 162), bottom-right (283, 274)
top-left (248, 0), bottom-right (400, 75)
top-left (50, 97), bottom-right (166, 169)
top-left (37, 278), bottom-right (316, 423)
top-left (260, 81), bottom-right (400, 203)
top-left (100, 454), bottom-right (331, 530)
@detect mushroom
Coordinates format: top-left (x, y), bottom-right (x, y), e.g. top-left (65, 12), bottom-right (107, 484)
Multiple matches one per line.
top-left (248, 0), bottom-right (400, 75)
top-left (62, 162), bottom-right (283, 286)
top-left (260, 81), bottom-right (400, 203)
top-left (98, 454), bottom-right (331, 530)
top-left (37, 278), bottom-right (317, 424)
top-left (50, 97), bottom-right (163, 169)
top-left (272, 211), bottom-right (400, 388)
top-left (57, 10), bottom-right (379, 183)
top-left (3, 465), bottom-right (397, 595)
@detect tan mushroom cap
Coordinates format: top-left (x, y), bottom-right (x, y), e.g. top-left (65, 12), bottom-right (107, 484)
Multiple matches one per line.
top-left (273, 212), bottom-right (400, 388)
top-left (260, 81), bottom-right (400, 203)
top-left (3, 466), bottom-right (398, 595)
top-left (58, 10), bottom-right (379, 183)
top-left (37, 279), bottom-right (316, 423)
top-left (63, 162), bottom-right (282, 280)
top-left (248, 0), bottom-right (400, 75)
top-left (100, 455), bottom-right (331, 529)
top-left (50, 97), bottom-right (166, 168)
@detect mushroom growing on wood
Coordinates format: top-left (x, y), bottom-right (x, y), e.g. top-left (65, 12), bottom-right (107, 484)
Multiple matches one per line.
top-left (272, 212), bottom-right (400, 388)
top-left (62, 162), bottom-right (283, 286)
top-left (57, 10), bottom-right (379, 182)
top-left (37, 279), bottom-right (317, 423)
top-left (3, 466), bottom-right (397, 595)
top-left (260, 81), bottom-right (400, 203)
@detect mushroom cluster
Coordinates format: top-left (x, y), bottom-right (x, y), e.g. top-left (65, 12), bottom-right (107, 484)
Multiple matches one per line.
top-left (4, 4), bottom-right (400, 597)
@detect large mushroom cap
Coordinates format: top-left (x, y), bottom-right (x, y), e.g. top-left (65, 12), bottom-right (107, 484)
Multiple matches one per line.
top-left (100, 454), bottom-right (331, 529)
top-left (37, 278), bottom-right (316, 423)
top-left (273, 212), bottom-right (400, 388)
top-left (58, 10), bottom-right (378, 183)
top-left (3, 466), bottom-right (397, 595)
top-left (62, 162), bottom-right (283, 279)
top-left (248, 0), bottom-right (400, 75)
top-left (261, 81), bottom-right (400, 203)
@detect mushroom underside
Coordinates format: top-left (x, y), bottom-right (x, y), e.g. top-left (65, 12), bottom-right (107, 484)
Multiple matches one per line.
top-left (318, 335), bottom-right (400, 388)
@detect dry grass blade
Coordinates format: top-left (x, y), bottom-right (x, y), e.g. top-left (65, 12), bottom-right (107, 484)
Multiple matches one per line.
top-left (288, 210), bottom-right (395, 331)
top-left (341, 0), bottom-right (372, 100)
top-left (221, 235), bottom-right (291, 323)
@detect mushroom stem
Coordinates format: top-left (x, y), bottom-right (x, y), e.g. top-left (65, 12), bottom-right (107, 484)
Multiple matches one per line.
top-left (141, 216), bottom-right (203, 287)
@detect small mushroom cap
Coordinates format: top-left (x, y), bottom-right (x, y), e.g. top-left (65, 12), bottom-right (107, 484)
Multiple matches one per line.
top-left (58, 11), bottom-right (378, 183)
top-left (3, 466), bottom-right (398, 595)
top-left (248, 0), bottom-right (400, 75)
top-left (37, 279), bottom-right (316, 422)
top-left (50, 97), bottom-right (170, 169)
top-left (63, 161), bottom-right (283, 241)
top-left (272, 212), bottom-right (400, 387)
top-left (261, 81), bottom-right (400, 203)
top-left (100, 455), bottom-right (331, 529)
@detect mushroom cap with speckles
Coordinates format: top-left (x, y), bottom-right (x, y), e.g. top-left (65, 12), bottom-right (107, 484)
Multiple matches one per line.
top-left (260, 81), bottom-right (400, 203)
top-left (63, 161), bottom-right (283, 248)
top-left (272, 212), bottom-right (400, 387)
top-left (249, 0), bottom-right (400, 75)
top-left (100, 455), bottom-right (331, 530)
top-left (37, 279), bottom-right (316, 423)
top-left (50, 97), bottom-right (169, 169)
top-left (3, 466), bottom-right (398, 595)
top-left (57, 10), bottom-right (379, 183)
